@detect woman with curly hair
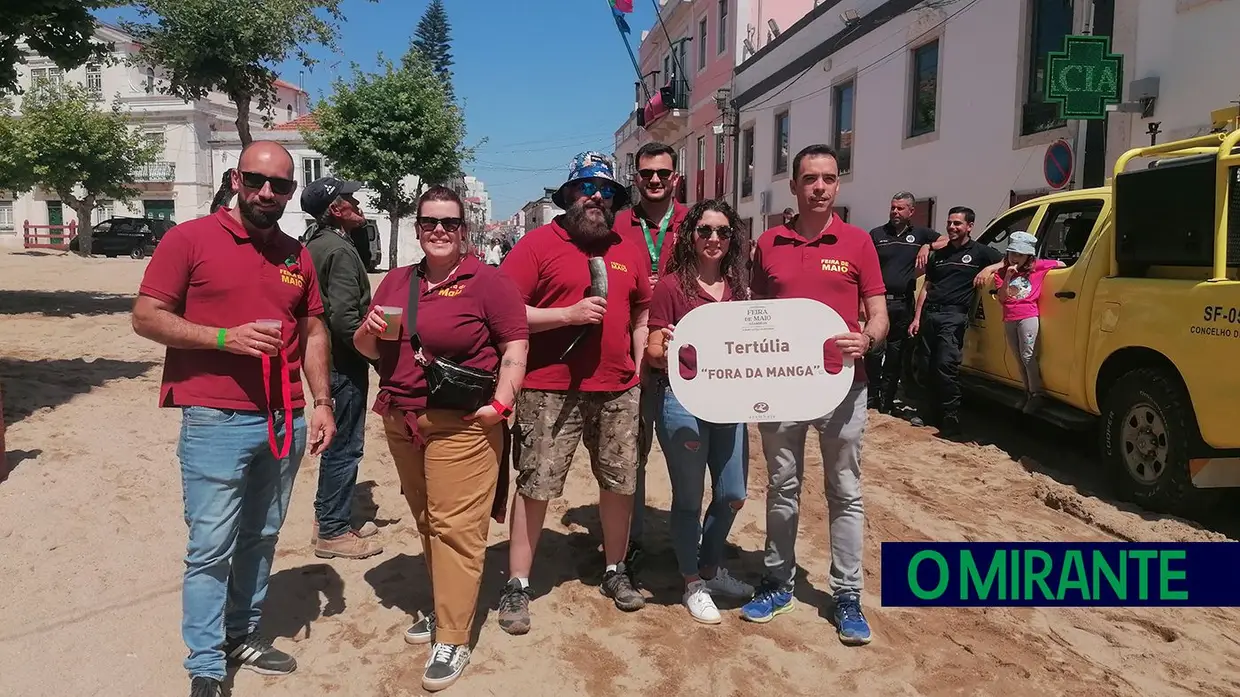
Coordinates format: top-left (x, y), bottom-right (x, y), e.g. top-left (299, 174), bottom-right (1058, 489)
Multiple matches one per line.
top-left (644, 199), bottom-right (755, 624)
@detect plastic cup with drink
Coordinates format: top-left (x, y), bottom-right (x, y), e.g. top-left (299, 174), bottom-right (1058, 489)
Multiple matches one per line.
top-left (378, 306), bottom-right (403, 340)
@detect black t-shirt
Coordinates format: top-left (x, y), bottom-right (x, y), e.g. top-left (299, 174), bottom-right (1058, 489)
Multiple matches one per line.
top-left (924, 238), bottom-right (1002, 308)
top-left (869, 223), bottom-right (940, 296)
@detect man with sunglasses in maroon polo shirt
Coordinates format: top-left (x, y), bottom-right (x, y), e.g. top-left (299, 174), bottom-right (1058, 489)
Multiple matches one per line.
top-left (133, 141), bottom-right (336, 697)
top-left (610, 141), bottom-right (687, 586)
top-left (496, 151), bottom-right (652, 634)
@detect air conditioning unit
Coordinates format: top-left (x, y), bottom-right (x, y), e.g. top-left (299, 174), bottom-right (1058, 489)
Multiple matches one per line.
top-left (759, 190), bottom-right (771, 215)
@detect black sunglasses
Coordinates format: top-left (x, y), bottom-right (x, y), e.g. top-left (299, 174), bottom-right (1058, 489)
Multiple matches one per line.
top-left (417, 216), bottom-right (463, 233)
top-left (638, 168), bottom-right (674, 181)
top-left (694, 224), bottom-right (734, 240)
top-left (239, 171), bottom-right (297, 196)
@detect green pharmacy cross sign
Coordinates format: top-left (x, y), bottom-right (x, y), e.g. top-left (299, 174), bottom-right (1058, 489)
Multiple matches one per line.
top-left (1045, 34), bottom-right (1124, 120)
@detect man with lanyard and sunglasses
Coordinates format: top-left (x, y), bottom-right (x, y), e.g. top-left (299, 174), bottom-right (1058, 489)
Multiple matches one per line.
top-left (610, 142), bottom-right (687, 588)
top-left (497, 151), bottom-right (652, 634)
top-left (133, 141), bottom-right (336, 697)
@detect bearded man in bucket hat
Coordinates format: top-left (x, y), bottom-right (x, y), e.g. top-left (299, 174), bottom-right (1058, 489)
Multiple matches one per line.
top-left (494, 151), bottom-right (653, 634)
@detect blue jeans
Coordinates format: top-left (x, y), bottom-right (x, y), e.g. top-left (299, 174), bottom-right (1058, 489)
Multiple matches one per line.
top-left (178, 406), bottom-right (306, 680)
top-left (315, 370), bottom-right (368, 538)
top-left (654, 385), bottom-right (748, 577)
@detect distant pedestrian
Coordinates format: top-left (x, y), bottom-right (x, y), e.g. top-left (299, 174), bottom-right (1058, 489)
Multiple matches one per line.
top-left (302, 176), bottom-right (384, 560)
top-left (610, 141), bottom-right (687, 585)
top-left (742, 144), bottom-right (887, 647)
top-left (355, 185), bottom-right (529, 691)
top-left (496, 151), bottom-right (652, 635)
top-left (132, 141), bottom-right (336, 697)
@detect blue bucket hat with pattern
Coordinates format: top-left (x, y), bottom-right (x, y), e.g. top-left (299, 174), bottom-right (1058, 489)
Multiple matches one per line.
top-left (552, 150), bottom-right (630, 210)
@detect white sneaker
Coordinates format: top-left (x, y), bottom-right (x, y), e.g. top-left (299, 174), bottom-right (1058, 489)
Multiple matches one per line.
top-left (423, 642), bottom-right (471, 691)
top-left (703, 568), bottom-right (754, 599)
top-left (684, 580), bottom-right (722, 624)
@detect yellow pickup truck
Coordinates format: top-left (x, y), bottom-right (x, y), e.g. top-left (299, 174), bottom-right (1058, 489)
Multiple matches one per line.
top-left (950, 124), bottom-right (1240, 513)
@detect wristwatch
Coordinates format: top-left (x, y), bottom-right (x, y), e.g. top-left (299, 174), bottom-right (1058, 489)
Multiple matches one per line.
top-left (490, 399), bottom-right (513, 418)
top-left (863, 333), bottom-right (878, 353)
top-left (314, 398), bottom-right (335, 410)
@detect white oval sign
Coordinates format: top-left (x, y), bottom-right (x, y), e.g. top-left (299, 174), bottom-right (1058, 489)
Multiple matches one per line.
top-left (666, 298), bottom-right (854, 423)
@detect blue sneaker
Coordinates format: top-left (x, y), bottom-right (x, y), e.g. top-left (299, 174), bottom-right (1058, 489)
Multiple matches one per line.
top-left (740, 580), bottom-right (794, 623)
top-left (833, 592), bottom-right (872, 645)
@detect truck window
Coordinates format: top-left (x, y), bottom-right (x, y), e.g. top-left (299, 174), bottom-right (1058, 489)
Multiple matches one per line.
top-left (977, 208), bottom-right (1038, 256)
top-left (1035, 200), bottom-right (1104, 268)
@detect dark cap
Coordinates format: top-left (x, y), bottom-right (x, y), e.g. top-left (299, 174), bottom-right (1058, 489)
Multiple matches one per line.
top-left (301, 176), bottom-right (363, 219)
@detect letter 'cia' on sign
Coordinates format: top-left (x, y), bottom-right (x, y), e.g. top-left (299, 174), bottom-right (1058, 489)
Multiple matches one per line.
top-left (667, 298), bottom-right (854, 423)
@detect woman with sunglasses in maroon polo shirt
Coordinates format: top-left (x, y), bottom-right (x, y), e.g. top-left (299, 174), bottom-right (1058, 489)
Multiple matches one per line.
top-left (644, 199), bottom-right (756, 624)
top-left (353, 186), bottom-right (529, 691)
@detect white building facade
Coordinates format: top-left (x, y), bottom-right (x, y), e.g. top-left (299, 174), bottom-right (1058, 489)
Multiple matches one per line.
top-left (520, 190), bottom-right (563, 233)
top-left (1, 23), bottom-right (308, 249)
top-left (731, 0), bottom-right (1240, 235)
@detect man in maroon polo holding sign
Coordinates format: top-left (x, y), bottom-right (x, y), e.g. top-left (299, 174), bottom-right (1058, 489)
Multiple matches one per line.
top-left (611, 141), bottom-right (687, 584)
top-left (742, 144), bottom-right (887, 647)
top-left (132, 141), bottom-right (336, 697)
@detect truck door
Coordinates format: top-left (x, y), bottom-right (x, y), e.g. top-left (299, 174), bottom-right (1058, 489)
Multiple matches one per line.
top-left (1021, 198), bottom-right (1107, 397)
top-left (967, 206), bottom-right (1041, 382)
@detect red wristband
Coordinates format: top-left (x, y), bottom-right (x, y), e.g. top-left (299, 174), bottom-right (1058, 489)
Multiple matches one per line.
top-left (490, 399), bottom-right (513, 418)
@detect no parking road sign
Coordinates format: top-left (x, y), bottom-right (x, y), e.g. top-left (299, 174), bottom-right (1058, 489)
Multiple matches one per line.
top-left (1044, 139), bottom-right (1074, 191)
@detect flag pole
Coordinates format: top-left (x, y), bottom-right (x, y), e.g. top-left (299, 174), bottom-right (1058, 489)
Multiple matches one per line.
top-left (606, 0), bottom-right (651, 101)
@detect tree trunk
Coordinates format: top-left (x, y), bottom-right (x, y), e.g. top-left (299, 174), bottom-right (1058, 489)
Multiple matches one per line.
top-left (388, 210), bottom-right (400, 270)
top-left (74, 203), bottom-right (96, 256)
top-left (232, 92), bottom-right (253, 147)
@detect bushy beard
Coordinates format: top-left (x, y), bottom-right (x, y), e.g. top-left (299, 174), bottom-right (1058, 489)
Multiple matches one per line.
top-left (238, 196), bottom-right (285, 230)
top-left (564, 199), bottom-right (615, 245)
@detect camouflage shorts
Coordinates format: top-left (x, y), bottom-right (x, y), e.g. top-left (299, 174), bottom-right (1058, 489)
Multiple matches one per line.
top-left (514, 387), bottom-right (640, 500)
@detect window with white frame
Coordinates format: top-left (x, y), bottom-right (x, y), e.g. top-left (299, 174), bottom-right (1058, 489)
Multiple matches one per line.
top-left (833, 80), bottom-right (855, 175)
top-left (30, 67), bottom-right (64, 90)
top-left (909, 40), bottom-right (939, 137)
top-left (740, 126), bottom-right (754, 198)
top-left (93, 201), bottom-right (115, 225)
top-left (773, 110), bottom-right (790, 176)
top-left (717, 0), bottom-right (728, 55)
top-left (698, 17), bottom-right (708, 69)
top-left (302, 157), bottom-right (323, 187)
top-left (0, 201), bottom-right (14, 233)
top-left (1022, 0), bottom-right (1074, 135)
top-left (663, 55), bottom-right (671, 85)
top-left (86, 64), bottom-right (103, 97)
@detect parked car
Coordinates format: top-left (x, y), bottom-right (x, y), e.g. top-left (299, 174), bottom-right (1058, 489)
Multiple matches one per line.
top-left (69, 217), bottom-right (175, 259)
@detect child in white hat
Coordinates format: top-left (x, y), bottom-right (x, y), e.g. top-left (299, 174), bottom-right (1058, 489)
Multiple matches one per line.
top-left (992, 231), bottom-right (1064, 413)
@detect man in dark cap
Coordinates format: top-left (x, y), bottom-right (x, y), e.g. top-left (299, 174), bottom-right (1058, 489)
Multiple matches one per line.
top-left (302, 176), bottom-right (384, 560)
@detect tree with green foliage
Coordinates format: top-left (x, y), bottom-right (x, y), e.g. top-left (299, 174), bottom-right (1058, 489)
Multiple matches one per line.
top-left (0, 83), bottom-right (162, 255)
top-left (304, 47), bottom-right (471, 268)
top-left (123, 0), bottom-right (354, 146)
top-left (412, 0), bottom-right (454, 101)
top-left (0, 1), bottom-right (120, 95)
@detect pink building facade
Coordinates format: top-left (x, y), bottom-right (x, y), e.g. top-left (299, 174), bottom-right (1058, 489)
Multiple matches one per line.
top-left (614, 0), bottom-right (815, 209)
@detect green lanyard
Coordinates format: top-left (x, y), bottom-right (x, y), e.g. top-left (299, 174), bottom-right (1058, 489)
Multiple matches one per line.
top-left (637, 206), bottom-right (674, 274)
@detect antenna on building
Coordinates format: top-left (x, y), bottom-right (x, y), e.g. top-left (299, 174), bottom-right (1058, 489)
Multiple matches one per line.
top-left (767, 19), bottom-right (781, 39)
top-left (840, 9), bottom-right (861, 25)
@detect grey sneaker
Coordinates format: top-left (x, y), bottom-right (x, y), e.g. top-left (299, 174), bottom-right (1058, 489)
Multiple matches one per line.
top-left (404, 611), bottom-right (435, 645)
top-left (601, 565), bottom-right (645, 611)
top-left (422, 642), bottom-right (471, 691)
top-left (223, 633), bottom-right (296, 675)
top-left (497, 578), bottom-right (531, 635)
top-left (190, 677), bottom-right (223, 697)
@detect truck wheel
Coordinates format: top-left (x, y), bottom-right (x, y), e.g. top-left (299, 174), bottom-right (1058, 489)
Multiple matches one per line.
top-left (1099, 367), bottom-right (1198, 513)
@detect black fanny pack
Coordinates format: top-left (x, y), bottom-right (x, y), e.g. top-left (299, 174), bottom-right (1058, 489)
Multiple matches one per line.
top-left (407, 266), bottom-right (497, 412)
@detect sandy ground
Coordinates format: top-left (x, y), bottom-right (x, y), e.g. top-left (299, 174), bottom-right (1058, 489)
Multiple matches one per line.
top-left (2, 249), bottom-right (1240, 697)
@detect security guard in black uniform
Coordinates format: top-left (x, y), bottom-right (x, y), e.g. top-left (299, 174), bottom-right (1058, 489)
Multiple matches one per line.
top-left (909, 206), bottom-right (1001, 437)
top-left (865, 192), bottom-right (943, 413)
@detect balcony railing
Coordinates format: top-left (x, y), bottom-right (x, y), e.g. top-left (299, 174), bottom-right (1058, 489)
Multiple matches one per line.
top-left (134, 161), bottom-right (176, 182)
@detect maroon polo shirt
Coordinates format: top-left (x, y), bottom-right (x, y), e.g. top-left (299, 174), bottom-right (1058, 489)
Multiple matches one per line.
top-left (751, 213), bottom-right (885, 383)
top-left (500, 217), bottom-right (652, 392)
top-left (369, 255), bottom-right (528, 414)
top-left (138, 207), bottom-right (324, 410)
top-left (648, 275), bottom-right (734, 379)
top-left (613, 201), bottom-right (689, 279)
